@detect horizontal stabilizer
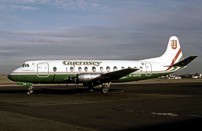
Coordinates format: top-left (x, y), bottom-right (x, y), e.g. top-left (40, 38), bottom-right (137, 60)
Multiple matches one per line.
top-left (172, 56), bottom-right (197, 67)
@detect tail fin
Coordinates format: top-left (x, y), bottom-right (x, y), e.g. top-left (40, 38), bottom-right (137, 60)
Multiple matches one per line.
top-left (142, 36), bottom-right (196, 72)
top-left (161, 36), bottom-right (183, 70)
top-left (162, 36), bottom-right (183, 63)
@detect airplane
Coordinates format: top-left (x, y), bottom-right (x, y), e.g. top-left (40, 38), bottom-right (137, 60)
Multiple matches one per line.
top-left (7, 36), bottom-right (197, 94)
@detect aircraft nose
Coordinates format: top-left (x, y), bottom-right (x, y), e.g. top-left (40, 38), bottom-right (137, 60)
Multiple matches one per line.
top-left (7, 73), bottom-right (15, 81)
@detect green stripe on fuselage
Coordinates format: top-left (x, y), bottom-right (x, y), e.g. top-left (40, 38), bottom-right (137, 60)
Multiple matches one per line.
top-left (9, 72), bottom-right (170, 84)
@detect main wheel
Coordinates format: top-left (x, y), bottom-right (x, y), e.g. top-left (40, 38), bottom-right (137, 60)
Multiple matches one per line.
top-left (102, 86), bottom-right (109, 94)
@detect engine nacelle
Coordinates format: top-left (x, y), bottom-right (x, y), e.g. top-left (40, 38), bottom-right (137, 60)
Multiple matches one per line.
top-left (77, 73), bottom-right (101, 82)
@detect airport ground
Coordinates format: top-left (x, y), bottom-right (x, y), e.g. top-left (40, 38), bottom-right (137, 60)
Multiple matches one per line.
top-left (0, 76), bottom-right (202, 131)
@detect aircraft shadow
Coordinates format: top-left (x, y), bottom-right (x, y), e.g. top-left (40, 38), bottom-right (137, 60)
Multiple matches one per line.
top-left (0, 86), bottom-right (123, 95)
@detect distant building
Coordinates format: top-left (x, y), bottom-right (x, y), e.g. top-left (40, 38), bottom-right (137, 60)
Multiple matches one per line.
top-left (167, 74), bottom-right (181, 79)
top-left (159, 73), bottom-right (202, 80)
top-left (192, 73), bottom-right (202, 79)
top-left (181, 73), bottom-right (192, 78)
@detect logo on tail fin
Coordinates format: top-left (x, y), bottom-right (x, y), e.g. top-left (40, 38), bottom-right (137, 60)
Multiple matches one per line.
top-left (171, 40), bottom-right (177, 49)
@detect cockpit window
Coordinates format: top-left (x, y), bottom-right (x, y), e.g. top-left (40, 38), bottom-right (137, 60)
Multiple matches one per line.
top-left (22, 64), bottom-right (29, 67)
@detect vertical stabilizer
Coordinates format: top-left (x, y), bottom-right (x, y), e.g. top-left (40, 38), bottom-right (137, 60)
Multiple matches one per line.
top-left (162, 36), bottom-right (183, 70)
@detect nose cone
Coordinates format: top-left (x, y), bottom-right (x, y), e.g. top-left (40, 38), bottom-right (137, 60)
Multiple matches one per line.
top-left (7, 68), bottom-right (21, 82)
top-left (7, 73), bottom-right (16, 82)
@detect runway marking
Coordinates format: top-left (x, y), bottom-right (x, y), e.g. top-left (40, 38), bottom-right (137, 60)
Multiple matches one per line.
top-left (151, 112), bottom-right (178, 117)
top-left (112, 107), bottom-right (178, 117)
top-left (113, 107), bottom-right (202, 119)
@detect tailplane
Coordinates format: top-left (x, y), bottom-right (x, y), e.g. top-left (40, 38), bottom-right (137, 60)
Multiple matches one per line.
top-left (171, 56), bottom-right (197, 67)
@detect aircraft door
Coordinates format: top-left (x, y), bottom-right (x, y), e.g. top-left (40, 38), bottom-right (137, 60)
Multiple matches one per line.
top-left (37, 63), bottom-right (49, 77)
top-left (145, 62), bottom-right (152, 76)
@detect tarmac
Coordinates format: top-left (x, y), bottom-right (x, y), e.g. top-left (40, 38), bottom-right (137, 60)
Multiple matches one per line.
top-left (0, 79), bottom-right (202, 131)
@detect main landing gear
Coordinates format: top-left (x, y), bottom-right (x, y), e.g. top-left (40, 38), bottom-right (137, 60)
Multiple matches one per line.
top-left (88, 82), bottom-right (111, 94)
top-left (101, 82), bottom-right (111, 94)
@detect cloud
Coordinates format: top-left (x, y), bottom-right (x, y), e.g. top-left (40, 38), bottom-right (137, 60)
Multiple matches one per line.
top-left (0, 27), bottom-right (201, 74)
top-left (0, 0), bottom-right (201, 74)
top-left (0, 27), bottom-right (153, 60)
top-left (53, 0), bottom-right (101, 9)
top-left (106, 0), bottom-right (202, 32)
top-left (0, 27), bottom-right (138, 46)
top-left (0, 0), bottom-right (102, 11)
top-left (0, 1), bottom-right (38, 11)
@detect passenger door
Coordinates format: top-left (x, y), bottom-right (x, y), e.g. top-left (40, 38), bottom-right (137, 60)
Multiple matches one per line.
top-left (145, 62), bottom-right (152, 76)
top-left (37, 63), bottom-right (49, 77)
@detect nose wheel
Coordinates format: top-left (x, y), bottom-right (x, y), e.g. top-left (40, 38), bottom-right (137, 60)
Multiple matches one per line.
top-left (27, 86), bottom-right (34, 94)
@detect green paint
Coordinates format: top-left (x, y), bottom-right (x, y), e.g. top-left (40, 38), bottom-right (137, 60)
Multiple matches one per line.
top-left (10, 72), bottom-right (170, 84)
top-left (17, 82), bottom-right (32, 87)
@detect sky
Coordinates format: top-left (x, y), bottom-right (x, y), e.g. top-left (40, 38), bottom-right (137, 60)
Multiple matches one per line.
top-left (0, 0), bottom-right (202, 74)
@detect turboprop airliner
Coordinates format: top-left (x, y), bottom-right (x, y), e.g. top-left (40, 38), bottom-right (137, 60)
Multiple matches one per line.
top-left (8, 36), bottom-right (197, 94)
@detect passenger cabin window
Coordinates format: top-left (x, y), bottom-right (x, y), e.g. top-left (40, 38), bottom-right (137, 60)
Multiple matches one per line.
top-left (113, 66), bottom-right (117, 70)
top-left (84, 67), bottom-right (88, 72)
top-left (106, 66), bottom-right (110, 72)
top-left (139, 66), bottom-right (143, 72)
top-left (100, 67), bottom-right (103, 72)
top-left (78, 67), bottom-right (82, 72)
top-left (53, 67), bottom-right (57, 72)
top-left (92, 66), bottom-right (96, 72)
top-left (70, 67), bottom-right (74, 72)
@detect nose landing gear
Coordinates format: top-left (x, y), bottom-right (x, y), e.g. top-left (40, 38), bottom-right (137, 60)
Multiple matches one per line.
top-left (27, 86), bottom-right (34, 94)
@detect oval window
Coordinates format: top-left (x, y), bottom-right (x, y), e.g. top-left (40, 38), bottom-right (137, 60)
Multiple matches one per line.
top-left (53, 67), bottom-right (57, 72)
top-left (100, 67), bottom-right (103, 72)
top-left (113, 66), bottom-right (117, 70)
top-left (106, 66), bottom-right (110, 72)
top-left (92, 66), bottom-right (96, 72)
top-left (84, 67), bottom-right (88, 72)
top-left (78, 67), bottom-right (82, 72)
top-left (70, 67), bottom-right (74, 72)
top-left (139, 66), bottom-right (143, 72)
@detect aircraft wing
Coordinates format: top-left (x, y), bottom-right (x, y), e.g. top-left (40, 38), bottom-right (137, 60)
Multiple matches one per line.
top-left (172, 56), bottom-right (197, 67)
top-left (91, 68), bottom-right (139, 83)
